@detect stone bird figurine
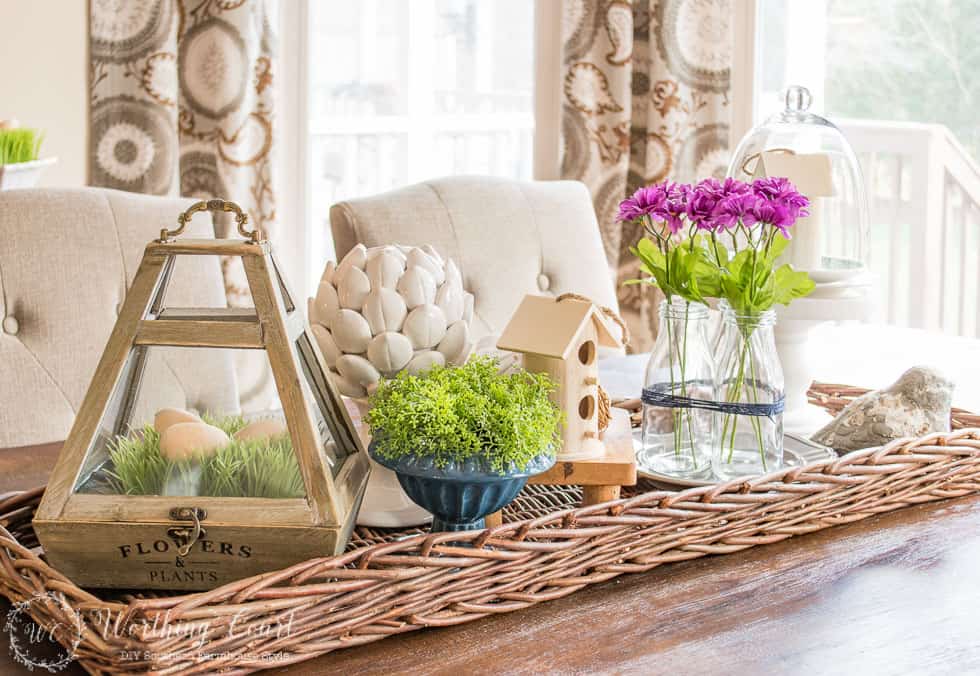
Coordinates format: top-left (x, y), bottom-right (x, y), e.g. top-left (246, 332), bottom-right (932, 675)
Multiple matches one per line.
top-left (812, 367), bottom-right (953, 454)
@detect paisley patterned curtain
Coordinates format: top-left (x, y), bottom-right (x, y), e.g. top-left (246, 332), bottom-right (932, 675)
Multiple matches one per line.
top-left (89, 0), bottom-right (277, 305)
top-left (560, 0), bottom-right (732, 351)
top-left (89, 0), bottom-right (278, 411)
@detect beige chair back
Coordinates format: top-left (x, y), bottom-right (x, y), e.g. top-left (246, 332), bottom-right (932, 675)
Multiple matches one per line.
top-left (0, 188), bottom-right (239, 448)
top-left (330, 176), bottom-right (619, 342)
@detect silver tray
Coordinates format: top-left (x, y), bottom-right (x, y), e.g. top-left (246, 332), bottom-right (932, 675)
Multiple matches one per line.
top-left (633, 431), bottom-right (837, 488)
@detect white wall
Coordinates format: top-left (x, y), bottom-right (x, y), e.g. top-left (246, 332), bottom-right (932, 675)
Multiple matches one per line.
top-left (0, 0), bottom-right (88, 187)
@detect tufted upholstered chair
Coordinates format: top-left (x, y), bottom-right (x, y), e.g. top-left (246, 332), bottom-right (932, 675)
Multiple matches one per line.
top-left (329, 176), bottom-right (621, 349)
top-left (0, 188), bottom-right (240, 448)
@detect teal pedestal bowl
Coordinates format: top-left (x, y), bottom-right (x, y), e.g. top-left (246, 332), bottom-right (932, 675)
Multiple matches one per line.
top-left (368, 442), bottom-right (555, 532)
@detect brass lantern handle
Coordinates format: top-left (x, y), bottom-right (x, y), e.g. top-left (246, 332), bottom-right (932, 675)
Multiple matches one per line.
top-left (161, 199), bottom-right (260, 243)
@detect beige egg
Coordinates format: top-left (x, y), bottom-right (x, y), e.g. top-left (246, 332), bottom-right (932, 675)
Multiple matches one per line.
top-left (311, 281), bottom-right (340, 327)
top-left (396, 266), bottom-right (436, 309)
top-left (337, 243), bottom-right (367, 274)
top-left (462, 292), bottom-right (474, 323)
top-left (366, 250), bottom-right (404, 289)
top-left (320, 260), bottom-right (336, 285)
top-left (312, 324), bottom-right (342, 367)
top-left (337, 354), bottom-right (382, 387)
top-left (437, 320), bottom-right (471, 365)
top-left (436, 279), bottom-right (464, 324)
top-left (362, 287), bottom-right (407, 335)
top-left (331, 369), bottom-right (367, 397)
top-left (154, 408), bottom-right (202, 435)
top-left (403, 304), bottom-right (447, 349)
top-left (366, 332), bottom-right (413, 373)
top-left (405, 350), bottom-right (446, 375)
top-left (406, 248), bottom-right (445, 285)
top-left (330, 309), bottom-right (372, 353)
top-left (234, 419), bottom-right (289, 442)
top-left (159, 422), bottom-right (230, 462)
top-left (0, 119), bottom-right (19, 130)
top-left (337, 265), bottom-right (371, 310)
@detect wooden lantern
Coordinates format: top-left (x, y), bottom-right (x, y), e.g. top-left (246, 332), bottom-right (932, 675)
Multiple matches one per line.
top-left (34, 200), bottom-right (370, 590)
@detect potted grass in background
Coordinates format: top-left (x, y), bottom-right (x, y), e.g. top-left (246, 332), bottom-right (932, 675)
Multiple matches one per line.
top-left (0, 121), bottom-right (55, 190)
top-left (365, 356), bottom-right (561, 532)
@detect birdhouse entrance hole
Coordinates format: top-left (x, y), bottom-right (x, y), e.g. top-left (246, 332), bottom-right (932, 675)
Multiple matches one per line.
top-left (578, 394), bottom-right (595, 420)
top-left (578, 340), bottom-right (596, 365)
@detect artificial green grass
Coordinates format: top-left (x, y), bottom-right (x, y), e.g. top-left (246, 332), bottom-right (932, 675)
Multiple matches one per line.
top-left (366, 356), bottom-right (563, 471)
top-left (0, 128), bottom-right (44, 165)
top-left (106, 414), bottom-right (305, 498)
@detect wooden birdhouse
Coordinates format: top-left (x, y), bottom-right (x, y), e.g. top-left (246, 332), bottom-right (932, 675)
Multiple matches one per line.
top-left (34, 200), bottom-right (370, 590)
top-left (497, 294), bottom-right (624, 459)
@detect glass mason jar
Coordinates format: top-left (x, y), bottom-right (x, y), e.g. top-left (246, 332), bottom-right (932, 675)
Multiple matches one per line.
top-left (713, 307), bottom-right (785, 480)
top-left (639, 299), bottom-right (715, 479)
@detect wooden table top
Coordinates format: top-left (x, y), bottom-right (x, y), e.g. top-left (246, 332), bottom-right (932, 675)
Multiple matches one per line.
top-left (3, 441), bottom-right (980, 675)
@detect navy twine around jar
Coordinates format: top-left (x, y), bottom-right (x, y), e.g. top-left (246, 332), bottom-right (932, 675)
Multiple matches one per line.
top-left (642, 382), bottom-right (785, 419)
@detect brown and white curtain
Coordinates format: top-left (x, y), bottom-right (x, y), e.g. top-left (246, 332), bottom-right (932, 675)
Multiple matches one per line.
top-left (89, 0), bottom-right (277, 304)
top-left (560, 0), bottom-right (733, 350)
top-left (89, 0), bottom-right (278, 411)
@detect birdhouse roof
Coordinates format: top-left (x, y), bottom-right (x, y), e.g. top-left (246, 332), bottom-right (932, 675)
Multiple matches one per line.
top-left (496, 294), bottom-right (623, 360)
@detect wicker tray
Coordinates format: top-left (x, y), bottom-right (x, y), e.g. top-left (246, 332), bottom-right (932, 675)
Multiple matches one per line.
top-left (2, 383), bottom-right (980, 675)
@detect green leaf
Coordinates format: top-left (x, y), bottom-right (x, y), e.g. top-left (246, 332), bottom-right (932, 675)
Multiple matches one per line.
top-left (636, 237), bottom-right (663, 264)
top-left (712, 239), bottom-right (731, 266)
top-left (773, 265), bottom-right (817, 305)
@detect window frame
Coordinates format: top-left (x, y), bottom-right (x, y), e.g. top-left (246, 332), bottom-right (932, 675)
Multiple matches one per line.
top-left (277, 0), bottom-right (556, 297)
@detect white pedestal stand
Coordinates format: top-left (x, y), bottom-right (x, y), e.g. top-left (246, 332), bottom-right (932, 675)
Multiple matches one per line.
top-left (775, 277), bottom-right (875, 436)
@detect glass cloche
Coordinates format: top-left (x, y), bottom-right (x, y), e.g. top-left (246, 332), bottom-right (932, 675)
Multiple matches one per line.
top-left (728, 85), bottom-right (870, 282)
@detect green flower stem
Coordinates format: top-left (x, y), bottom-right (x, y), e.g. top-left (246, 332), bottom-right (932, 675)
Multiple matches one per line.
top-left (680, 302), bottom-right (696, 462)
top-left (664, 295), bottom-right (680, 456)
top-left (721, 327), bottom-right (768, 469)
top-left (723, 339), bottom-right (748, 462)
top-left (746, 337), bottom-right (767, 471)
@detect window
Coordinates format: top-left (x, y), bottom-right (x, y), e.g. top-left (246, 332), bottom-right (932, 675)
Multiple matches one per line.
top-left (281, 0), bottom-right (535, 295)
top-left (744, 0), bottom-right (980, 337)
top-left (756, 0), bottom-right (980, 162)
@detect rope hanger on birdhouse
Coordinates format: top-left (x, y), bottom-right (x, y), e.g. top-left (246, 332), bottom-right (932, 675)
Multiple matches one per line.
top-left (555, 292), bottom-right (630, 348)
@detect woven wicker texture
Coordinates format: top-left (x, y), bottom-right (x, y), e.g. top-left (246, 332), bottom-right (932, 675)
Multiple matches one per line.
top-left (1, 383), bottom-right (979, 674)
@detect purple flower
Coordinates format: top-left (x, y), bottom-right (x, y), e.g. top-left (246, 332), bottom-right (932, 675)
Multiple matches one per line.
top-left (749, 199), bottom-right (795, 238)
top-left (617, 185), bottom-right (667, 222)
top-left (752, 176), bottom-right (811, 222)
top-left (618, 182), bottom-right (690, 234)
top-left (712, 177), bottom-right (753, 199)
top-left (684, 177), bottom-right (754, 231)
top-left (714, 192), bottom-right (760, 230)
top-left (752, 176), bottom-right (796, 201)
top-left (657, 182), bottom-right (690, 234)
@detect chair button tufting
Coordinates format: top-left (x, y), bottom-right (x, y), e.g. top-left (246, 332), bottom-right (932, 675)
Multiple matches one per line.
top-left (537, 273), bottom-right (551, 291)
top-left (2, 315), bottom-right (19, 335)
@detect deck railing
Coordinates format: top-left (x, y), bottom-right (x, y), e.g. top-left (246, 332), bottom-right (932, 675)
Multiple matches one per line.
top-left (839, 120), bottom-right (980, 337)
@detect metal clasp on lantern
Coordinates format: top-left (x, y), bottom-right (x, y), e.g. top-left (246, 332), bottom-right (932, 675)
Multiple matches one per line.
top-left (167, 506), bottom-right (207, 557)
top-left (159, 199), bottom-right (261, 243)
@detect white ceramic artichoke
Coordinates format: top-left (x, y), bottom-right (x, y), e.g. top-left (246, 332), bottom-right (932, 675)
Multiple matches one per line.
top-left (309, 244), bottom-right (475, 398)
